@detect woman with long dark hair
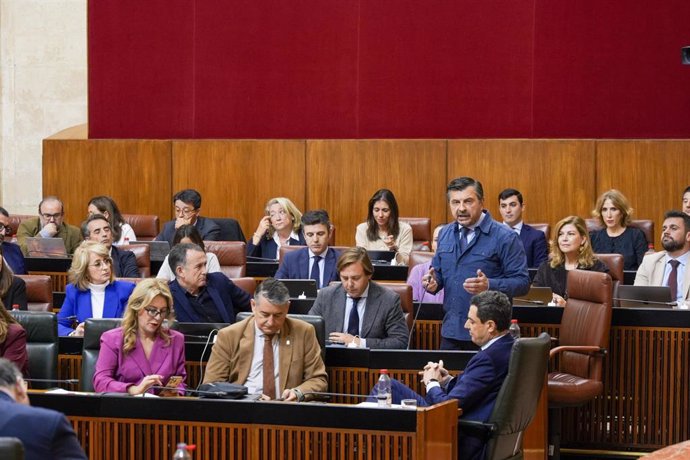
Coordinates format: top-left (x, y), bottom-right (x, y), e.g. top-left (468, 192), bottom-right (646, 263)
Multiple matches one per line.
top-left (355, 189), bottom-right (412, 264)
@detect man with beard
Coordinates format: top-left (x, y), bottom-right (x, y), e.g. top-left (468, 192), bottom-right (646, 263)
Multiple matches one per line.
top-left (423, 177), bottom-right (529, 350)
top-left (635, 210), bottom-right (690, 303)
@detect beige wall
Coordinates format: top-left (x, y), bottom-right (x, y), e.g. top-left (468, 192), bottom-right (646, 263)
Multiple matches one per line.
top-left (0, 0), bottom-right (87, 214)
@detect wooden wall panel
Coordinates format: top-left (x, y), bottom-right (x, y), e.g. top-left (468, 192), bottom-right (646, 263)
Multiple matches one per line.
top-left (43, 126), bottom-right (172, 226)
top-left (306, 140), bottom-right (447, 246)
top-left (447, 140), bottom-right (597, 235)
top-left (596, 141), bottom-right (690, 250)
top-left (171, 140), bottom-right (306, 235)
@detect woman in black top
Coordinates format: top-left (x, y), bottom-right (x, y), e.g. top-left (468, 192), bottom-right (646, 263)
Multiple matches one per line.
top-left (533, 216), bottom-right (609, 306)
top-left (0, 245), bottom-right (26, 310)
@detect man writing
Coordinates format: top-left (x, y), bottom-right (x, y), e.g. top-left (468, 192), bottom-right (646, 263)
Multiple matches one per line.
top-left (17, 196), bottom-right (82, 256)
top-left (82, 214), bottom-right (139, 278)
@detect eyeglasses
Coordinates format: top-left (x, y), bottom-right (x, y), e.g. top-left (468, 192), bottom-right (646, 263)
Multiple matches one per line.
top-left (40, 212), bottom-right (63, 220)
top-left (175, 207), bottom-right (198, 217)
top-left (144, 307), bottom-right (171, 319)
top-left (0, 224), bottom-right (7, 233)
top-left (89, 259), bottom-right (112, 269)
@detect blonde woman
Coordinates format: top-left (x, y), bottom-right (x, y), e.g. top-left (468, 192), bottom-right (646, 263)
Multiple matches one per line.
top-left (57, 241), bottom-right (135, 336)
top-left (248, 197), bottom-right (305, 260)
top-left (532, 216), bottom-right (609, 306)
top-left (93, 279), bottom-right (186, 395)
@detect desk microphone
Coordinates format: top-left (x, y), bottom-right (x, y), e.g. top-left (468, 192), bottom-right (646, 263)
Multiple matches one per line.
top-left (195, 329), bottom-right (219, 390)
top-left (513, 299), bottom-right (545, 305)
top-left (407, 288), bottom-right (428, 350)
top-left (612, 298), bottom-right (678, 307)
top-left (247, 256), bottom-right (279, 262)
top-left (25, 378), bottom-right (79, 385)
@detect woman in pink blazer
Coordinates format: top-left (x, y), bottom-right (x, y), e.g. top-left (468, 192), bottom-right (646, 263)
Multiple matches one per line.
top-left (93, 278), bottom-right (186, 395)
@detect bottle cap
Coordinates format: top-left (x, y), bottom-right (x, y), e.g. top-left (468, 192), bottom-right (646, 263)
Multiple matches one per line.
top-left (380, 369), bottom-right (389, 374)
top-left (511, 319), bottom-right (518, 323)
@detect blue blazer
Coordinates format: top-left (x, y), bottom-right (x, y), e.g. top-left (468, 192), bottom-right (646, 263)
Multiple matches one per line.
top-left (169, 272), bottom-right (251, 323)
top-left (57, 280), bottom-right (136, 336)
top-left (274, 247), bottom-right (339, 288)
top-left (0, 391), bottom-right (86, 460)
top-left (519, 224), bottom-right (548, 268)
top-left (2, 241), bottom-right (26, 274)
top-left (247, 233), bottom-right (306, 260)
top-left (155, 216), bottom-right (221, 246)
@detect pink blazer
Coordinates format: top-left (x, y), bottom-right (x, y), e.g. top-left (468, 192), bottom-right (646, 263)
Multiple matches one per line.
top-left (93, 327), bottom-right (186, 394)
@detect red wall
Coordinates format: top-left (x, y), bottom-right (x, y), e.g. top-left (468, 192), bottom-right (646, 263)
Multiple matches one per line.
top-left (88, 1), bottom-right (690, 139)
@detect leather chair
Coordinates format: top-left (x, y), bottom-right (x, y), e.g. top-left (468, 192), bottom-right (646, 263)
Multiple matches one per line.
top-left (15, 275), bottom-right (52, 312)
top-left (377, 282), bottom-right (414, 330)
top-left (528, 223), bottom-right (551, 242)
top-left (594, 253), bottom-right (624, 305)
top-left (118, 243), bottom-right (151, 277)
top-left (0, 437), bottom-right (24, 460)
top-left (459, 333), bottom-right (551, 460)
top-left (9, 311), bottom-right (58, 390)
top-left (7, 214), bottom-right (33, 238)
top-left (231, 277), bottom-right (257, 297)
top-left (548, 269), bottom-right (613, 460)
top-left (400, 217), bottom-right (431, 251)
top-left (407, 250), bottom-right (433, 274)
top-left (122, 214), bottom-right (160, 241)
top-left (81, 318), bottom-right (122, 392)
top-left (585, 218), bottom-right (654, 247)
top-left (204, 241), bottom-right (246, 278)
top-left (210, 217), bottom-right (246, 242)
top-left (236, 312), bottom-right (326, 350)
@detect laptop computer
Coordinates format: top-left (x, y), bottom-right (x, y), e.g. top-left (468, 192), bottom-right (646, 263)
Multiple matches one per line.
top-left (127, 240), bottom-right (171, 261)
top-left (616, 285), bottom-right (675, 308)
top-left (367, 250), bottom-right (396, 264)
top-left (279, 279), bottom-right (319, 299)
top-left (25, 237), bottom-right (68, 258)
top-left (514, 286), bottom-right (554, 306)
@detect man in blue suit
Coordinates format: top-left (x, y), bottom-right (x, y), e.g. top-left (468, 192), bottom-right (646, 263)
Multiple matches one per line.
top-left (386, 290), bottom-right (514, 460)
top-left (168, 243), bottom-right (251, 322)
top-left (274, 209), bottom-right (339, 288)
top-left (0, 358), bottom-right (86, 460)
top-left (156, 189), bottom-right (221, 246)
top-left (498, 188), bottom-right (548, 268)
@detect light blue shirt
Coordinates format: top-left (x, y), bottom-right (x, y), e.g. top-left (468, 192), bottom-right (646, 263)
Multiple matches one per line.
top-left (459, 212), bottom-right (487, 245)
top-left (662, 251), bottom-right (690, 303)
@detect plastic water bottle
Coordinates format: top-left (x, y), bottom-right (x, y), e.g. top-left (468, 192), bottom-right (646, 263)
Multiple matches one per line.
top-left (509, 319), bottom-right (521, 339)
top-left (376, 369), bottom-right (392, 407)
top-left (172, 443), bottom-right (191, 460)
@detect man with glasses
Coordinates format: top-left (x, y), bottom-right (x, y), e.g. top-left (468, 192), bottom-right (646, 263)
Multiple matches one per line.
top-left (155, 189), bottom-right (221, 246)
top-left (0, 358), bottom-right (87, 460)
top-left (0, 207), bottom-right (26, 274)
top-left (16, 196), bottom-right (82, 256)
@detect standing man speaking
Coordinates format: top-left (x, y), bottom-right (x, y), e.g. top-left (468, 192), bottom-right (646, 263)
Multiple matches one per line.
top-left (424, 177), bottom-right (529, 349)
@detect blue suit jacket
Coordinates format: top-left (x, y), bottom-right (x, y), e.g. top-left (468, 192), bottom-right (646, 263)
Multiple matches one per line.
top-left (432, 212), bottom-right (529, 341)
top-left (2, 241), bottom-right (26, 274)
top-left (57, 281), bottom-right (136, 336)
top-left (246, 233), bottom-right (306, 260)
top-left (519, 224), bottom-right (548, 268)
top-left (155, 216), bottom-right (221, 246)
top-left (274, 247), bottom-right (339, 288)
top-left (0, 391), bottom-right (86, 460)
top-left (169, 272), bottom-right (251, 323)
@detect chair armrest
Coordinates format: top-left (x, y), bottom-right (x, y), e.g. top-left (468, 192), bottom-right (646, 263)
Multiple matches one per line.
top-left (549, 345), bottom-right (606, 359)
top-left (457, 419), bottom-right (497, 441)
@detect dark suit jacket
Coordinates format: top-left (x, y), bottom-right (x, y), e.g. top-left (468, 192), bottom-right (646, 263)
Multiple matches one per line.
top-left (519, 224), bottom-right (548, 268)
top-left (0, 391), bottom-right (87, 460)
top-left (2, 241), bottom-right (26, 274)
top-left (111, 246), bottom-right (139, 278)
top-left (155, 216), bottom-right (221, 246)
top-left (309, 281), bottom-right (408, 349)
top-left (169, 272), bottom-right (251, 323)
top-left (0, 323), bottom-right (29, 377)
top-left (2, 276), bottom-right (27, 310)
top-left (246, 233), bottom-right (306, 260)
top-left (274, 247), bottom-right (339, 288)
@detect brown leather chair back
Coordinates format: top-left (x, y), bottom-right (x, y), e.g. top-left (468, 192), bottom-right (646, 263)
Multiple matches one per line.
top-left (122, 214), bottom-right (160, 241)
top-left (400, 217), bottom-right (431, 251)
top-left (231, 277), bottom-right (257, 296)
top-left (205, 241), bottom-right (246, 278)
top-left (528, 223), bottom-right (551, 242)
top-left (408, 251), bottom-right (434, 275)
top-left (278, 245), bottom-right (305, 264)
top-left (8, 215), bottom-right (33, 238)
top-left (377, 282), bottom-right (413, 330)
top-left (119, 244), bottom-right (151, 278)
top-left (15, 275), bottom-right (52, 312)
top-left (585, 218), bottom-right (654, 247)
top-left (594, 253), bottom-right (624, 305)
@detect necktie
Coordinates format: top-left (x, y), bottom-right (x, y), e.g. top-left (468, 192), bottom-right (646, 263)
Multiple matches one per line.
top-left (262, 334), bottom-right (276, 399)
top-left (668, 259), bottom-right (681, 300)
top-left (310, 255), bottom-right (322, 288)
top-left (460, 227), bottom-right (471, 252)
top-left (347, 297), bottom-right (360, 336)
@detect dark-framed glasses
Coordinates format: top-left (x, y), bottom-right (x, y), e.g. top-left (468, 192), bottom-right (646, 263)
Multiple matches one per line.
top-left (144, 307), bottom-right (171, 319)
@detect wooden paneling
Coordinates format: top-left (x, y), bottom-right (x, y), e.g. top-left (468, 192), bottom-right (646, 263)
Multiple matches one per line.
top-left (596, 141), bottom-right (690, 251)
top-left (43, 129), bottom-right (172, 227)
top-left (306, 140), bottom-right (447, 246)
top-left (447, 140), bottom-right (597, 236)
top-left (172, 140), bottom-right (306, 236)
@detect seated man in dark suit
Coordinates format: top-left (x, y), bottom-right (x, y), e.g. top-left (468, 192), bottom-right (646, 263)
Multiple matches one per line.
top-left (168, 243), bottom-right (250, 322)
top-left (0, 358), bottom-right (87, 460)
top-left (274, 209), bottom-right (339, 288)
top-left (16, 196), bottom-right (82, 256)
top-left (498, 188), bottom-right (548, 268)
top-left (156, 189), bottom-right (221, 246)
top-left (384, 290), bottom-right (514, 460)
top-left (309, 247), bottom-right (408, 349)
top-left (81, 214), bottom-right (139, 278)
top-left (0, 207), bottom-right (25, 274)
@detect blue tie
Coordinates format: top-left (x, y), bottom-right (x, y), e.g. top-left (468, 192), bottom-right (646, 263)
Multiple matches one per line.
top-left (460, 227), bottom-right (471, 252)
top-left (347, 297), bottom-right (360, 336)
top-left (310, 255), bottom-right (322, 288)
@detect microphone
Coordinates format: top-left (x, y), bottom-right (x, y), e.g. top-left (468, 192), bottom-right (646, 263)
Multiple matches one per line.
top-left (247, 256), bottom-right (279, 262)
top-left (613, 297), bottom-right (678, 307)
top-left (25, 378), bottom-right (79, 385)
top-left (513, 298), bottom-right (545, 305)
top-left (195, 329), bottom-right (219, 390)
top-left (407, 288), bottom-right (428, 350)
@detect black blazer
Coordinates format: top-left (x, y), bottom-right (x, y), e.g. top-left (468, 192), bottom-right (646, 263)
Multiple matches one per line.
top-left (111, 246), bottom-right (139, 278)
top-left (2, 276), bottom-right (27, 310)
top-left (246, 233), bottom-right (306, 260)
top-left (168, 272), bottom-right (251, 323)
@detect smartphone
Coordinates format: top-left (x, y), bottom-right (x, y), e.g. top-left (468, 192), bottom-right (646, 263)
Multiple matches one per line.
top-left (166, 376), bottom-right (183, 388)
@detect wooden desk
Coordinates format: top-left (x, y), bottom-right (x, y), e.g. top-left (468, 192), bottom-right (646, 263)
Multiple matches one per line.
top-left (30, 392), bottom-right (458, 460)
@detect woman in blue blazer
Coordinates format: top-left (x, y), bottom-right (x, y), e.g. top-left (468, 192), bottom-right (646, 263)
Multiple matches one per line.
top-left (57, 241), bottom-right (135, 336)
top-left (247, 197), bottom-right (305, 260)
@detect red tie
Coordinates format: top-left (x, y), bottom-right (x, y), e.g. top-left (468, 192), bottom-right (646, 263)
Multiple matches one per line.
top-left (263, 334), bottom-right (276, 399)
top-left (668, 259), bottom-right (680, 300)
